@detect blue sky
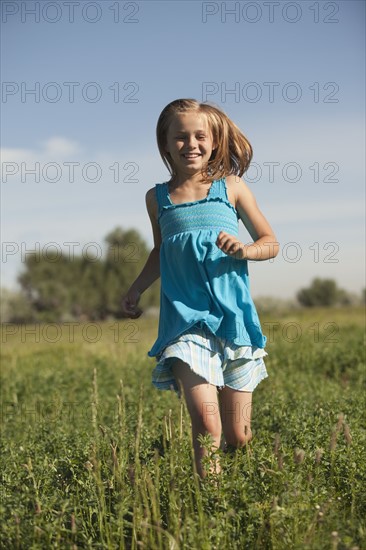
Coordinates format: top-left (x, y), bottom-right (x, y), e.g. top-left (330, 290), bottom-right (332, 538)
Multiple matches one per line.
top-left (1, 0), bottom-right (365, 299)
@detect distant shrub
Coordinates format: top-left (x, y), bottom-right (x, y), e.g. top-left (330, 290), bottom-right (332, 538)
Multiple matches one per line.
top-left (0, 287), bottom-right (35, 323)
top-left (296, 278), bottom-right (358, 307)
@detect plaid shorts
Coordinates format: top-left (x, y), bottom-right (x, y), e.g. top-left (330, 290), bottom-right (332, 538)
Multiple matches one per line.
top-left (151, 324), bottom-right (269, 398)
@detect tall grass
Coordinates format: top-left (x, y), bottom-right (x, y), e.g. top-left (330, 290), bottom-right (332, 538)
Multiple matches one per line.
top-left (1, 306), bottom-right (365, 548)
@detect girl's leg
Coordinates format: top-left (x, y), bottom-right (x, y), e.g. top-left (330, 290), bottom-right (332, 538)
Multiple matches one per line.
top-left (171, 359), bottom-right (222, 479)
top-left (218, 386), bottom-right (253, 450)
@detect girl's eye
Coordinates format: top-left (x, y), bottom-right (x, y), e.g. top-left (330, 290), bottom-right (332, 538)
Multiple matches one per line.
top-left (174, 136), bottom-right (206, 140)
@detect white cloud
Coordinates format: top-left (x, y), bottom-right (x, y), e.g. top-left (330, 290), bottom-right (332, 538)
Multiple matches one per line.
top-left (1, 147), bottom-right (36, 164)
top-left (39, 137), bottom-right (83, 157)
top-left (1, 136), bottom-right (83, 165)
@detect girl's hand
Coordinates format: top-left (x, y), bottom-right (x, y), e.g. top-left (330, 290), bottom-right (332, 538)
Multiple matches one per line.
top-left (216, 231), bottom-right (246, 260)
top-left (121, 288), bottom-right (143, 319)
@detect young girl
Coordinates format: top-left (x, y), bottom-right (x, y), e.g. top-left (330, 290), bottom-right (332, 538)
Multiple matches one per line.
top-left (121, 98), bottom-right (279, 480)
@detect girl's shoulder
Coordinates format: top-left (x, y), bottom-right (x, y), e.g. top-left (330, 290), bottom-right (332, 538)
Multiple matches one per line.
top-left (224, 174), bottom-right (244, 189)
top-left (224, 174), bottom-right (258, 204)
top-left (145, 185), bottom-right (159, 221)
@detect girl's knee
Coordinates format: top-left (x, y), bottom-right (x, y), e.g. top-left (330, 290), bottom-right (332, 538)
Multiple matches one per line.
top-left (192, 415), bottom-right (222, 442)
top-left (225, 426), bottom-right (252, 449)
top-left (183, 386), bottom-right (222, 437)
top-left (191, 410), bottom-right (222, 449)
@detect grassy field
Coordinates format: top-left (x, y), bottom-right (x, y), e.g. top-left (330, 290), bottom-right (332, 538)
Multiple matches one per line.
top-left (1, 306), bottom-right (365, 549)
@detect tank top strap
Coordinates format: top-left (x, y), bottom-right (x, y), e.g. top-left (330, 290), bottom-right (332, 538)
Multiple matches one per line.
top-left (211, 176), bottom-right (240, 220)
top-left (210, 176), bottom-right (230, 201)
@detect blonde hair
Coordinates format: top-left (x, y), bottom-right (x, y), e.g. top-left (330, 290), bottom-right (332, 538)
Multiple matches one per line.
top-left (156, 98), bottom-right (253, 183)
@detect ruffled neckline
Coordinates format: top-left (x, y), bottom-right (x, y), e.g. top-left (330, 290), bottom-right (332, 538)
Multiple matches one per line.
top-left (165, 178), bottom-right (218, 207)
top-left (162, 179), bottom-right (239, 218)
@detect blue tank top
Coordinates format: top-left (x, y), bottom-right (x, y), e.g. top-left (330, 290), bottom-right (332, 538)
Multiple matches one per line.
top-left (147, 176), bottom-right (267, 358)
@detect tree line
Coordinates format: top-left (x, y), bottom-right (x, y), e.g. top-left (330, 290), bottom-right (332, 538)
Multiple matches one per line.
top-left (1, 227), bottom-right (160, 323)
top-left (1, 227), bottom-right (364, 323)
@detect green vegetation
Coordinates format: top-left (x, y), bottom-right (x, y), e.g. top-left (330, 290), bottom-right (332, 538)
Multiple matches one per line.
top-left (1, 227), bottom-right (159, 324)
top-left (1, 306), bottom-right (365, 549)
top-left (296, 278), bottom-right (362, 308)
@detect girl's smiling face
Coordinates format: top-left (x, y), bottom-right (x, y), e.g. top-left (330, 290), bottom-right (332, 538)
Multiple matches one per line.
top-left (164, 112), bottom-right (216, 179)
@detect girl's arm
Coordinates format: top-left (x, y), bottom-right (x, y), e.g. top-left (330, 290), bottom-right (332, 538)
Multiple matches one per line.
top-left (120, 188), bottom-right (161, 318)
top-left (216, 175), bottom-right (280, 261)
top-left (129, 188), bottom-right (161, 292)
